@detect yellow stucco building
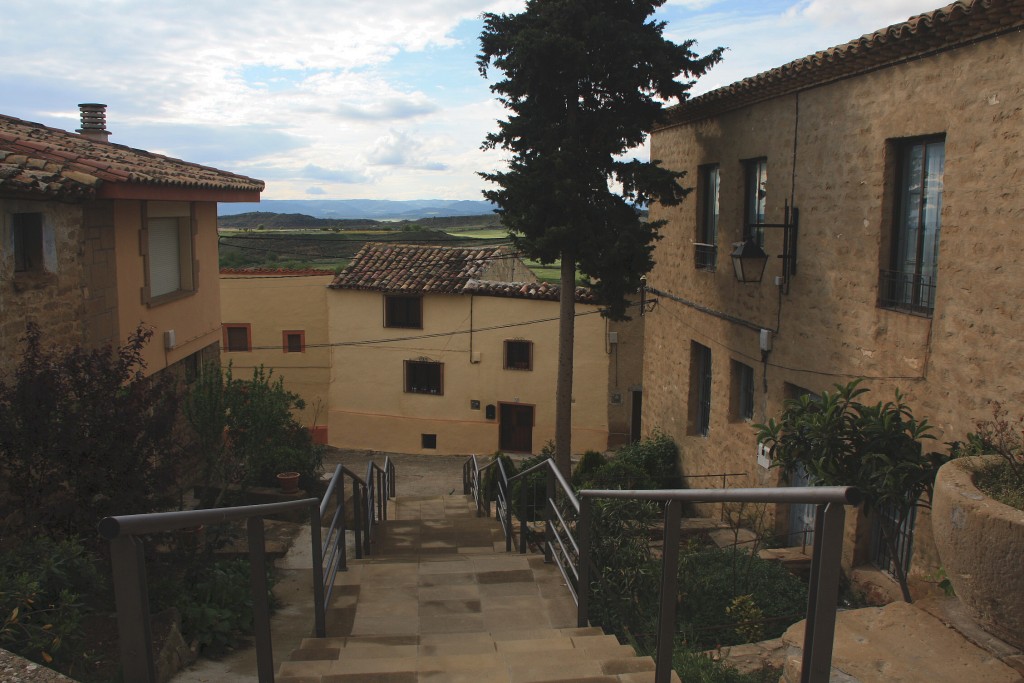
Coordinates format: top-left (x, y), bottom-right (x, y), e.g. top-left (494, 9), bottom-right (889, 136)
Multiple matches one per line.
top-left (221, 243), bottom-right (643, 455)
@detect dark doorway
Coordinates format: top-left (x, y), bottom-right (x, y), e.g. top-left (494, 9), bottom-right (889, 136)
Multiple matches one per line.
top-left (499, 403), bottom-right (534, 453)
top-left (630, 390), bottom-right (643, 443)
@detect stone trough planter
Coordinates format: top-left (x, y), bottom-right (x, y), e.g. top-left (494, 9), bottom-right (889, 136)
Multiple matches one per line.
top-left (932, 455), bottom-right (1024, 650)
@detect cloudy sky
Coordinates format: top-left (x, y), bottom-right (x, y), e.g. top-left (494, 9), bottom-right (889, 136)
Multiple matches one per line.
top-left (3, 0), bottom-right (945, 201)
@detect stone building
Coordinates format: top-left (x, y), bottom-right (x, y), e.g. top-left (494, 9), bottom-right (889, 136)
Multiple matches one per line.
top-left (221, 243), bottom-right (644, 455)
top-left (0, 105), bottom-right (263, 381)
top-left (643, 0), bottom-right (1023, 588)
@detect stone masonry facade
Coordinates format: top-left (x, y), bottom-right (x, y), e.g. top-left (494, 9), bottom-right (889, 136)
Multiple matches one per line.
top-left (643, 9), bottom-right (1023, 579)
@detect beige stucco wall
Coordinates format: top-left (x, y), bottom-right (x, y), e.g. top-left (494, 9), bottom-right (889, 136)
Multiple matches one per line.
top-left (219, 272), bottom-right (333, 427)
top-left (327, 289), bottom-right (613, 456)
top-left (0, 199), bottom-right (87, 374)
top-left (113, 200), bottom-right (222, 374)
top-left (644, 32), bottom-right (1023, 573)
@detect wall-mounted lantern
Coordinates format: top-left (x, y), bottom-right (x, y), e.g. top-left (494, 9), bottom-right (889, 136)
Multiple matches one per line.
top-left (732, 201), bottom-right (799, 293)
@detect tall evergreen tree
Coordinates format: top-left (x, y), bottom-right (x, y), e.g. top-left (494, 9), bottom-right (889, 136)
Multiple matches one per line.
top-left (479, 0), bottom-right (722, 473)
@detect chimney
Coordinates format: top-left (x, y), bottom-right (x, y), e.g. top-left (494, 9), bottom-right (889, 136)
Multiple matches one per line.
top-left (77, 103), bottom-right (111, 142)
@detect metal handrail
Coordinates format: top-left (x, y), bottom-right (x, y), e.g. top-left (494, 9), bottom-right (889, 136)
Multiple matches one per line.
top-left (462, 454), bottom-right (496, 517)
top-left (471, 453), bottom-right (861, 683)
top-left (100, 458), bottom-right (398, 683)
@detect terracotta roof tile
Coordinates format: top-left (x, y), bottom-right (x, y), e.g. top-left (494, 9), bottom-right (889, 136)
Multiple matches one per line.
top-left (330, 242), bottom-right (599, 304)
top-left (659, 0), bottom-right (1024, 127)
top-left (0, 113), bottom-right (265, 200)
top-left (464, 279), bottom-right (598, 304)
top-left (329, 242), bottom-right (511, 294)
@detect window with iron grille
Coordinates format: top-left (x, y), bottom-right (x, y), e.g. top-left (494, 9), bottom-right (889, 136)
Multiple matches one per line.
top-left (385, 295), bottom-right (422, 328)
top-left (871, 499), bottom-right (918, 580)
top-left (504, 340), bottom-right (533, 370)
top-left (731, 360), bottom-right (754, 421)
top-left (743, 158), bottom-right (767, 246)
top-left (689, 342), bottom-right (712, 437)
top-left (405, 360), bottom-right (443, 395)
top-left (695, 164), bottom-right (719, 271)
top-left (223, 324), bottom-right (251, 352)
top-left (283, 330), bottom-right (305, 353)
top-left (880, 136), bottom-right (944, 316)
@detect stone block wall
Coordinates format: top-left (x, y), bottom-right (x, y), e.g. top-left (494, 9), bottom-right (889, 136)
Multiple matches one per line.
top-left (81, 201), bottom-right (119, 350)
top-left (0, 199), bottom-right (87, 376)
top-left (644, 31), bottom-right (1024, 577)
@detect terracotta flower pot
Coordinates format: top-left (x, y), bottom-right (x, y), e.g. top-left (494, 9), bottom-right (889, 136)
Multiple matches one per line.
top-left (276, 471), bottom-right (300, 494)
top-left (932, 455), bottom-right (1024, 649)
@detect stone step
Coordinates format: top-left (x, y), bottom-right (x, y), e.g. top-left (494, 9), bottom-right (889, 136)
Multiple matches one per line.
top-left (277, 493), bottom-right (677, 683)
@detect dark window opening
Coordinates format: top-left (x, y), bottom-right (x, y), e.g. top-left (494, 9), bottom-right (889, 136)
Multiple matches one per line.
top-left (405, 360), bottom-right (443, 395)
top-left (744, 158), bottom-right (767, 246)
top-left (504, 340), bottom-right (533, 370)
top-left (731, 360), bottom-right (755, 421)
top-left (386, 295), bottom-right (422, 328)
top-left (224, 324), bottom-right (251, 352)
top-left (13, 212), bottom-right (44, 273)
top-left (421, 434), bottom-right (437, 449)
top-left (880, 136), bottom-right (944, 315)
top-left (689, 342), bottom-right (712, 437)
top-left (284, 330), bottom-right (305, 353)
top-left (695, 164), bottom-right (719, 270)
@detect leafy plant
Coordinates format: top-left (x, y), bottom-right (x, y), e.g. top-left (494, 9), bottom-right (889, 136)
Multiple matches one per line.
top-left (0, 537), bottom-right (102, 671)
top-left (0, 324), bottom-right (181, 539)
top-left (755, 379), bottom-right (942, 602)
top-left (950, 402), bottom-right (1024, 510)
top-left (185, 363), bottom-right (324, 505)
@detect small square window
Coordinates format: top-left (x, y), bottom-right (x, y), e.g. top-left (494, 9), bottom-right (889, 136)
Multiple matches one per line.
top-left (283, 330), bottom-right (305, 353)
top-left (13, 213), bottom-right (44, 273)
top-left (421, 434), bottom-right (437, 449)
top-left (385, 295), bottom-right (422, 328)
top-left (223, 323), bottom-right (252, 352)
top-left (504, 340), bottom-right (533, 370)
top-left (405, 360), bottom-right (443, 395)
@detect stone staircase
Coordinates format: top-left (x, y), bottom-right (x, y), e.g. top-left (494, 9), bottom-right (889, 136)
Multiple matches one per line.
top-left (276, 493), bottom-right (677, 683)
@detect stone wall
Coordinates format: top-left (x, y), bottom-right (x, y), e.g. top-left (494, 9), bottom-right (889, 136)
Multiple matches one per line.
top-left (644, 31), bottom-right (1024, 577)
top-left (81, 200), bottom-right (119, 349)
top-left (0, 199), bottom-right (87, 376)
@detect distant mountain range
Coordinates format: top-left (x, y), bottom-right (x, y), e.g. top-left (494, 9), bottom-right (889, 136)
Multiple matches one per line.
top-left (218, 199), bottom-right (497, 220)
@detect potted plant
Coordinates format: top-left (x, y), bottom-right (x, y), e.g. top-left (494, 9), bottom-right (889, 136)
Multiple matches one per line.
top-left (932, 404), bottom-right (1024, 649)
top-left (276, 471), bottom-right (300, 494)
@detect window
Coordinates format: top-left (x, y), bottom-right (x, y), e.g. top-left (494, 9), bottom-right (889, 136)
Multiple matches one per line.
top-left (689, 342), bottom-right (712, 436)
top-left (421, 434), bottom-right (437, 449)
top-left (744, 158), bottom-right (767, 246)
top-left (504, 340), bottom-right (533, 370)
top-left (385, 295), bottom-right (422, 328)
top-left (223, 323), bottom-right (252, 352)
top-left (880, 137), bottom-right (945, 315)
top-left (283, 330), bottom-right (305, 353)
top-left (13, 213), bottom-right (44, 273)
top-left (144, 202), bottom-right (195, 304)
top-left (695, 165), bottom-right (719, 270)
top-left (405, 360), bottom-right (443, 395)
top-left (731, 360), bottom-right (755, 421)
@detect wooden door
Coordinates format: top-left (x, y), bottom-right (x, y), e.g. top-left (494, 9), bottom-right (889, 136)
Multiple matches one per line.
top-left (499, 403), bottom-right (534, 453)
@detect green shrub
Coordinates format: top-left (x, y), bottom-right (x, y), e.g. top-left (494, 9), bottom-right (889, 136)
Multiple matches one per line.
top-left (186, 363), bottom-right (324, 504)
top-left (152, 558), bottom-right (275, 656)
top-left (0, 324), bottom-right (181, 538)
top-left (672, 647), bottom-right (780, 683)
top-left (572, 450), bottom-right (606, 487)
top-left (575, 431), bottom-right (680, 491)
top-left (0, 537), bottom-right (103, 670)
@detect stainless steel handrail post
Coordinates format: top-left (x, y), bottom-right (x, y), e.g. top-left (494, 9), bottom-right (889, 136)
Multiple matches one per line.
top-left (654, 499), bottom-right (682, 683)
top-left (801, 502), bottom-right (846, 683)
top-left (544, 466), bottom-right (555, 564)
top-left (337, 474), bottom-right (348, 571)
top-left (519, 473), bottom-right (528, 554)
top-left (247, 517), bottom-right (274, 682)
top-left (351, 478), bottom-right (364, 559)
top-left (110, 535), bottom-right (155, 683)
top-left (311, 505), bottom-right (326, 638)
top-left (577, 496), bottom-right (592, 628)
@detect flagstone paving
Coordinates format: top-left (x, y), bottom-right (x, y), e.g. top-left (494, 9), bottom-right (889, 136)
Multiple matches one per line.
top-left (277, 493), bottom-right (677, 683)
